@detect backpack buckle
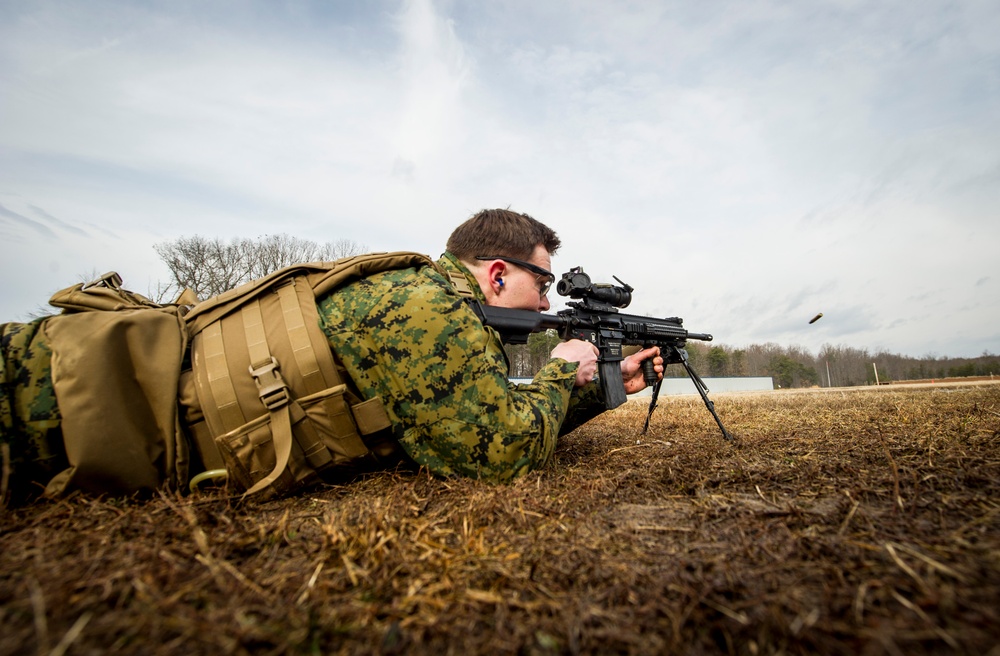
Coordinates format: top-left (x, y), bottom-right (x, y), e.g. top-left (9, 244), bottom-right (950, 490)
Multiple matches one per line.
top-left (81, 271), bottom-right (124, 291)
top-left (249, 357), bottom-right (291, 410)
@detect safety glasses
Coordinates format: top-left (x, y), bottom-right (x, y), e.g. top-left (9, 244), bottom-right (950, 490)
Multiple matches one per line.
top-left (475, 255), bottom-right (555, 296)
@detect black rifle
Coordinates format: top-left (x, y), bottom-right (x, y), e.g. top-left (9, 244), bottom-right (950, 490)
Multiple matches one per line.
top-left (469, 266), bottom-right (733, 441)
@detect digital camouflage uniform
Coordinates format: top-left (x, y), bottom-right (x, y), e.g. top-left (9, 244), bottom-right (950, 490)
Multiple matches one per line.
top-left (0, 319), bottom-right (66, 502)
top-left (317, 253), bottom-right (606, 482)
top-left (0, 253), bottom-right (606, 501)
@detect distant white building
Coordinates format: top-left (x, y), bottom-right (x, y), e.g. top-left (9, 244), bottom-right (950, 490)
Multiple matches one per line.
top-left (510, 376), bottom-right (774, 395)
top-left (629, 376), bottom-right (774, 396)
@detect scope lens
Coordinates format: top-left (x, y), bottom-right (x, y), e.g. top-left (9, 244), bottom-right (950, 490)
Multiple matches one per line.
top-left (557, 270), bottom-right (591, 296)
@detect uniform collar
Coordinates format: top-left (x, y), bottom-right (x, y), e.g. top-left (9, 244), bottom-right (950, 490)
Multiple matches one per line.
top-left (437, 252), bottom-right (487, 302)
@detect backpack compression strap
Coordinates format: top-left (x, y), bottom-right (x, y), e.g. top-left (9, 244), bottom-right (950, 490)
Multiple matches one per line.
top-left (200, 280), bottom-right (334, 496)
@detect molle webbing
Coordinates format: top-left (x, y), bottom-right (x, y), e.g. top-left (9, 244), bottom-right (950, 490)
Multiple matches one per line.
top-left (184, 251), bottom-right (435, 498)
top-left (194, 278), bottom-right (349, 495)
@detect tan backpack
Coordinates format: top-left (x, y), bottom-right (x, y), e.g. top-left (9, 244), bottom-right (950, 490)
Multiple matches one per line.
top-left (42, 273), bottom-right (196, 497)
top-left (180, 251), bottom-right (434, 498)
top-left (43, 252), bottom-right (434, 500)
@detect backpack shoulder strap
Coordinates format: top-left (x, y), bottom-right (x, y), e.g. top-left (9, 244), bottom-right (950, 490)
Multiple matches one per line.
top-left (307, 251), bottom-right (435, 298)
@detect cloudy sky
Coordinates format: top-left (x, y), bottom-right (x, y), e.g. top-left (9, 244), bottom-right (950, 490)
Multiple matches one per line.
top-left (2, 0), bottom-right (998, 359)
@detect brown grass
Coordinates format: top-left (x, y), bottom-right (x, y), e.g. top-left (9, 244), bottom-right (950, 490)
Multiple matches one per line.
top-left (2, 382), bottom-right (999, 655)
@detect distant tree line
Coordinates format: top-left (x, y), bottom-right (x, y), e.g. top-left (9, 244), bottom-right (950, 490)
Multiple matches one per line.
top-left (507, 331), bottom-right (564, 378)
top-left (676, 342), bottom-right (999, 388)
top-left (509, 339), bottom-right (998, 388)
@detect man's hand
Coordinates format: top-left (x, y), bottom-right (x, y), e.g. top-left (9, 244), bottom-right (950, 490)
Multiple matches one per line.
top-left (551, 339), bottom-right (599, 387)
top-left (621, 346), bottom-right (663, 394)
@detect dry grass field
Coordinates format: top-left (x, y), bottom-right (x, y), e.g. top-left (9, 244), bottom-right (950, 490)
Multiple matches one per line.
top-left (2, 382), bottom-right (999, 655)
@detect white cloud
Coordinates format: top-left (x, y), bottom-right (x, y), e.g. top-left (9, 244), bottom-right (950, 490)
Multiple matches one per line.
top-left (1, 0), bottom-right (998, 358)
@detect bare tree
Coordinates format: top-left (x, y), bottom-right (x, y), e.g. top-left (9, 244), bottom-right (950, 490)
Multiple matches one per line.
top-left (155, 234), bottom-right (367, 301)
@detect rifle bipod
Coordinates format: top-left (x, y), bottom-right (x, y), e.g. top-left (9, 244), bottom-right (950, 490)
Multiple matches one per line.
top-left (642, 345), bottom-right (734, 441)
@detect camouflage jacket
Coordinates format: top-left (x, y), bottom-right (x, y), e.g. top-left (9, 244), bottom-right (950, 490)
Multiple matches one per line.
top-left (316, 253), bottom-right (606, 482)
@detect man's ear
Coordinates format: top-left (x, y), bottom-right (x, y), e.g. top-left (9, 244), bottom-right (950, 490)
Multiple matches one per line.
top-left (464, 257), bottom-right (507, 299)
top-left (487, 259), bottom-right (508, 293)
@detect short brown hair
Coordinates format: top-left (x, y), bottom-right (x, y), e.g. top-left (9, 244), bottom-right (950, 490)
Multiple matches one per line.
top-left (446, 209), bottom-right (561, 261)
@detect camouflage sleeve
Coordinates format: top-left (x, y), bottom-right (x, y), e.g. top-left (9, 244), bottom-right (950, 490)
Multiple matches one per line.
top-left (1, 319), bottom-right (67, 502)
top-left (562, 381), bottom-right (607, 435)
top-left (318, 268), bottom-right (579, 482)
